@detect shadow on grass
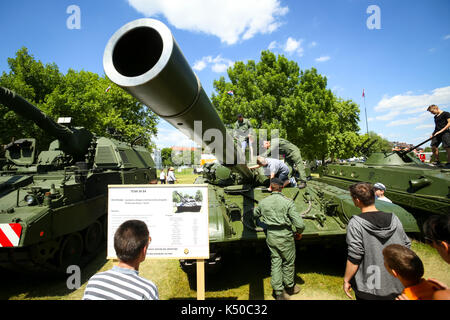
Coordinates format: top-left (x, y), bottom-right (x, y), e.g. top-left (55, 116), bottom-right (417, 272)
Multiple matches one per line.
top-left (0, 248), bottom-right (108, 300)
top-left (185, 239), bottom-right (348, 300)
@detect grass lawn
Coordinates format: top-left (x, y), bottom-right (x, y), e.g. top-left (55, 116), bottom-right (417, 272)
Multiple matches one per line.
top-left (2, 239), bottom-right (447, 300)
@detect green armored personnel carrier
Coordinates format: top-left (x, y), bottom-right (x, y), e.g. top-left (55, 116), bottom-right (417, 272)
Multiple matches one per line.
top-left (0, 87), bottom-right (157, 272)
top-left (103, 18), bottom-right (420, 271)
top-left (317, 145), bottom-right (450, 217)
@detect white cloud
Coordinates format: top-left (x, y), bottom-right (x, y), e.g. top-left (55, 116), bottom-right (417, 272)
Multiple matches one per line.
top-left (268, 40), bottom-right (278, 50)
top-left (375, 110), bottom-right (400, 121)
top-left (267, 37), bottom-right (304, 56)
top-left (193, 60), bottom-right (207, 71)
top-left (444, 34), bottom-right (450, 40)
top-left (192, 55), bottom-right (234, 73)
top-left (308, 41), bottom-right (317, 48)
top-left (374, 86), bottom-right (450, 113)
top-left (153, 126), bottom-right (196, 148)
top-left (127, 0), bottom-right (288, 45)
top-left (285, 37), bottom-right (304, 56)
top-left (315, 56), bottom-right (330, 62)
top-left (331, 85), bottom-right (344, 93)
top-left (386, 115), bottom-right (428, 127)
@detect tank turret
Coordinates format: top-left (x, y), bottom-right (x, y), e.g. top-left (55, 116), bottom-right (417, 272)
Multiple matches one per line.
top-left (0, 86), bottom-right (93, 161)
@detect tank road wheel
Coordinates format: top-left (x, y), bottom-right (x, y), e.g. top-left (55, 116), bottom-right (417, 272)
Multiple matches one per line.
top-left (30, 240), bottom-right (60, 265)
top-left (84, 221), bottom-right (103, 254)
top-left (59, 233), bottom-right (83, 269)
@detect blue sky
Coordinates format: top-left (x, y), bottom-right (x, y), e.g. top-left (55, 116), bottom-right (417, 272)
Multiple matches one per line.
top-left (1, 0), bottom-right (449, 150)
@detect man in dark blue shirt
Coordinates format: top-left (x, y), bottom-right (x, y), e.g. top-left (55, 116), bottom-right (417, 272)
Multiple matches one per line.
top-left (428, 104), bottom-right (450, 166)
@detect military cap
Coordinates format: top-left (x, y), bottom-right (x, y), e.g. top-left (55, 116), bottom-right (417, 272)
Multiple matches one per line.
top-left (373, 182), bottom-right (386, 191)
top-left (270, 178), bottom-right (284, 186)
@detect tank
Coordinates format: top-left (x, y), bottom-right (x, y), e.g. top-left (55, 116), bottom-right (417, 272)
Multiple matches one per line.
top-left (173, 191), bottom-right (202, 213)
top-left (0, 86), bottom-right (157, 272)
top-left (316, 140), bottom-right (450, 219)
top-left (103, 18), bottom-right (420, 271)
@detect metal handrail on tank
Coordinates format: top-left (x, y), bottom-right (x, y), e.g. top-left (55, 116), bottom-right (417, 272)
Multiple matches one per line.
top-left (103, 18), bottom-right (253, 183)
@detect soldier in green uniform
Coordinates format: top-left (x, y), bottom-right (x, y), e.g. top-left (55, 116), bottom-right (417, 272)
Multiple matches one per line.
top-left (253, 178), bottom-right (305, 300)
top-left (233, 114), bottom-right (254, 160)
top-left (261, 138), bottom-right (308, 187)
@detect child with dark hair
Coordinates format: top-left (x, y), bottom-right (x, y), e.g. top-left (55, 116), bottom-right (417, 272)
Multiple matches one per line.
top-left (83, 220), bottom-right (159, 300)
top-left (383, 244), bottom-right (443, 300)
top-left (421, 215), bottom-right (450, 300)
top-left (423, 215), bottom-right (450, 264)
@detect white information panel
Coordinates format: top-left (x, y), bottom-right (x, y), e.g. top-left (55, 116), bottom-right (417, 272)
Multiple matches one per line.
top-left (107, 184), bottom-right (209, 260)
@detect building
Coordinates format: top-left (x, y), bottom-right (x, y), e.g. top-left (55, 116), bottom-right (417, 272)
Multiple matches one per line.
top-left (152, 147), bottom-right (162, 169)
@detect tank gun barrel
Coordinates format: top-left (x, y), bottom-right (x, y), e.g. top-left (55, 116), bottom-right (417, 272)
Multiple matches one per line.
top-left (0, 86), bottom-right (93, 159)
top-left (103, 18), bottom-right (253, 182)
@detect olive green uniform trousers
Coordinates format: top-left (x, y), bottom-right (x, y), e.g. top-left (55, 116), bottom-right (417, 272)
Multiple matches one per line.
top-left (266, 229), bottom-right (297, 294)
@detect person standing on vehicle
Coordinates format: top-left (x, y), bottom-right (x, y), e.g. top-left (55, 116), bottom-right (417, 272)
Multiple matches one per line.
top-left (427, 105), bottom-right (450, 166)
top-left (233, 113), bottom-right (254, 160)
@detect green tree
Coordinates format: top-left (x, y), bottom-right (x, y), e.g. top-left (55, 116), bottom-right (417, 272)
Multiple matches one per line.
top-left (0, 47), bottom-right (63, 150)
top-left (161, 147), bottom-right (174, 167)
top-left (195, 190), bottom-right (203, 202)
top-left (0, 47), bottom-right (159, 151)
top-left (359, 131), bottom-right (393, 154)
top-left (211, 50), bottom-right (360, 162)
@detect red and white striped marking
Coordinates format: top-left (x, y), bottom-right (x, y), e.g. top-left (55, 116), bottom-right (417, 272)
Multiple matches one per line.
top-left (0, 223), bottom-right (22, 247)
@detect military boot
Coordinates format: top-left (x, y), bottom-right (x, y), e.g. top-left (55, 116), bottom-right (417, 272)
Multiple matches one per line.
top-left (284, 284), bottom-right (301, 295)
top-left (273, 290), bottom-right (289, 300)
top-left (297, 180), bottom-right (307, 189)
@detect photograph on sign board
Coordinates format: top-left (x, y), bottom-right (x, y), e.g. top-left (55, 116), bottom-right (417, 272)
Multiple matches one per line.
top-left (172, 189), bottom-right (203, 213)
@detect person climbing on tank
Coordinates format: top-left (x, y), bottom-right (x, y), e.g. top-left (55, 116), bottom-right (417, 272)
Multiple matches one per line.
top-left (261, 138), bottom-right (308, 188)
top-left (233, 113), bottom-right (254, 161)
top-left (249, 156), bottom-right (291, 191)
top-left (253, 178), bottom-right (305, 300)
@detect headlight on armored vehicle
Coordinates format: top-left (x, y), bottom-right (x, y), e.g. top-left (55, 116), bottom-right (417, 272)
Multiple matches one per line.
top-left (24, 194), bottom-right (37, 206)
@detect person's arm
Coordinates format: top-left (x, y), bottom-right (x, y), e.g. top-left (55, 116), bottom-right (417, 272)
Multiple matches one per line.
top-left (433, 116), bottom-right (450, 137)
top-left (344, 218), bottom-right (364, 299)
top-left (253, 205), bottom-right (261, 219)
top-left (287, 201), bottom-right (305, 234)
top-left (248, 164), bottom-right (261, 170)
top-left (343, 260), bottom-right (359, 299)
top-left (432, 289), bottom-right (450, 300)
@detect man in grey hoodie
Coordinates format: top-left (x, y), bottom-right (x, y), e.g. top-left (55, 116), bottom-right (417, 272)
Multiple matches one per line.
top-left (343, 182), bottom-right (411, 300)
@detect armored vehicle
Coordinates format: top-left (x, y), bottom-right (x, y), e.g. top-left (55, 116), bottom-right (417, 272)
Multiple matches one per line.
top-left (0, 87), bottom-right (157, 272)
top-left (103, 18), bottom-right (420, 270)
top-left (317, 142), bottom-right (450, 218)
